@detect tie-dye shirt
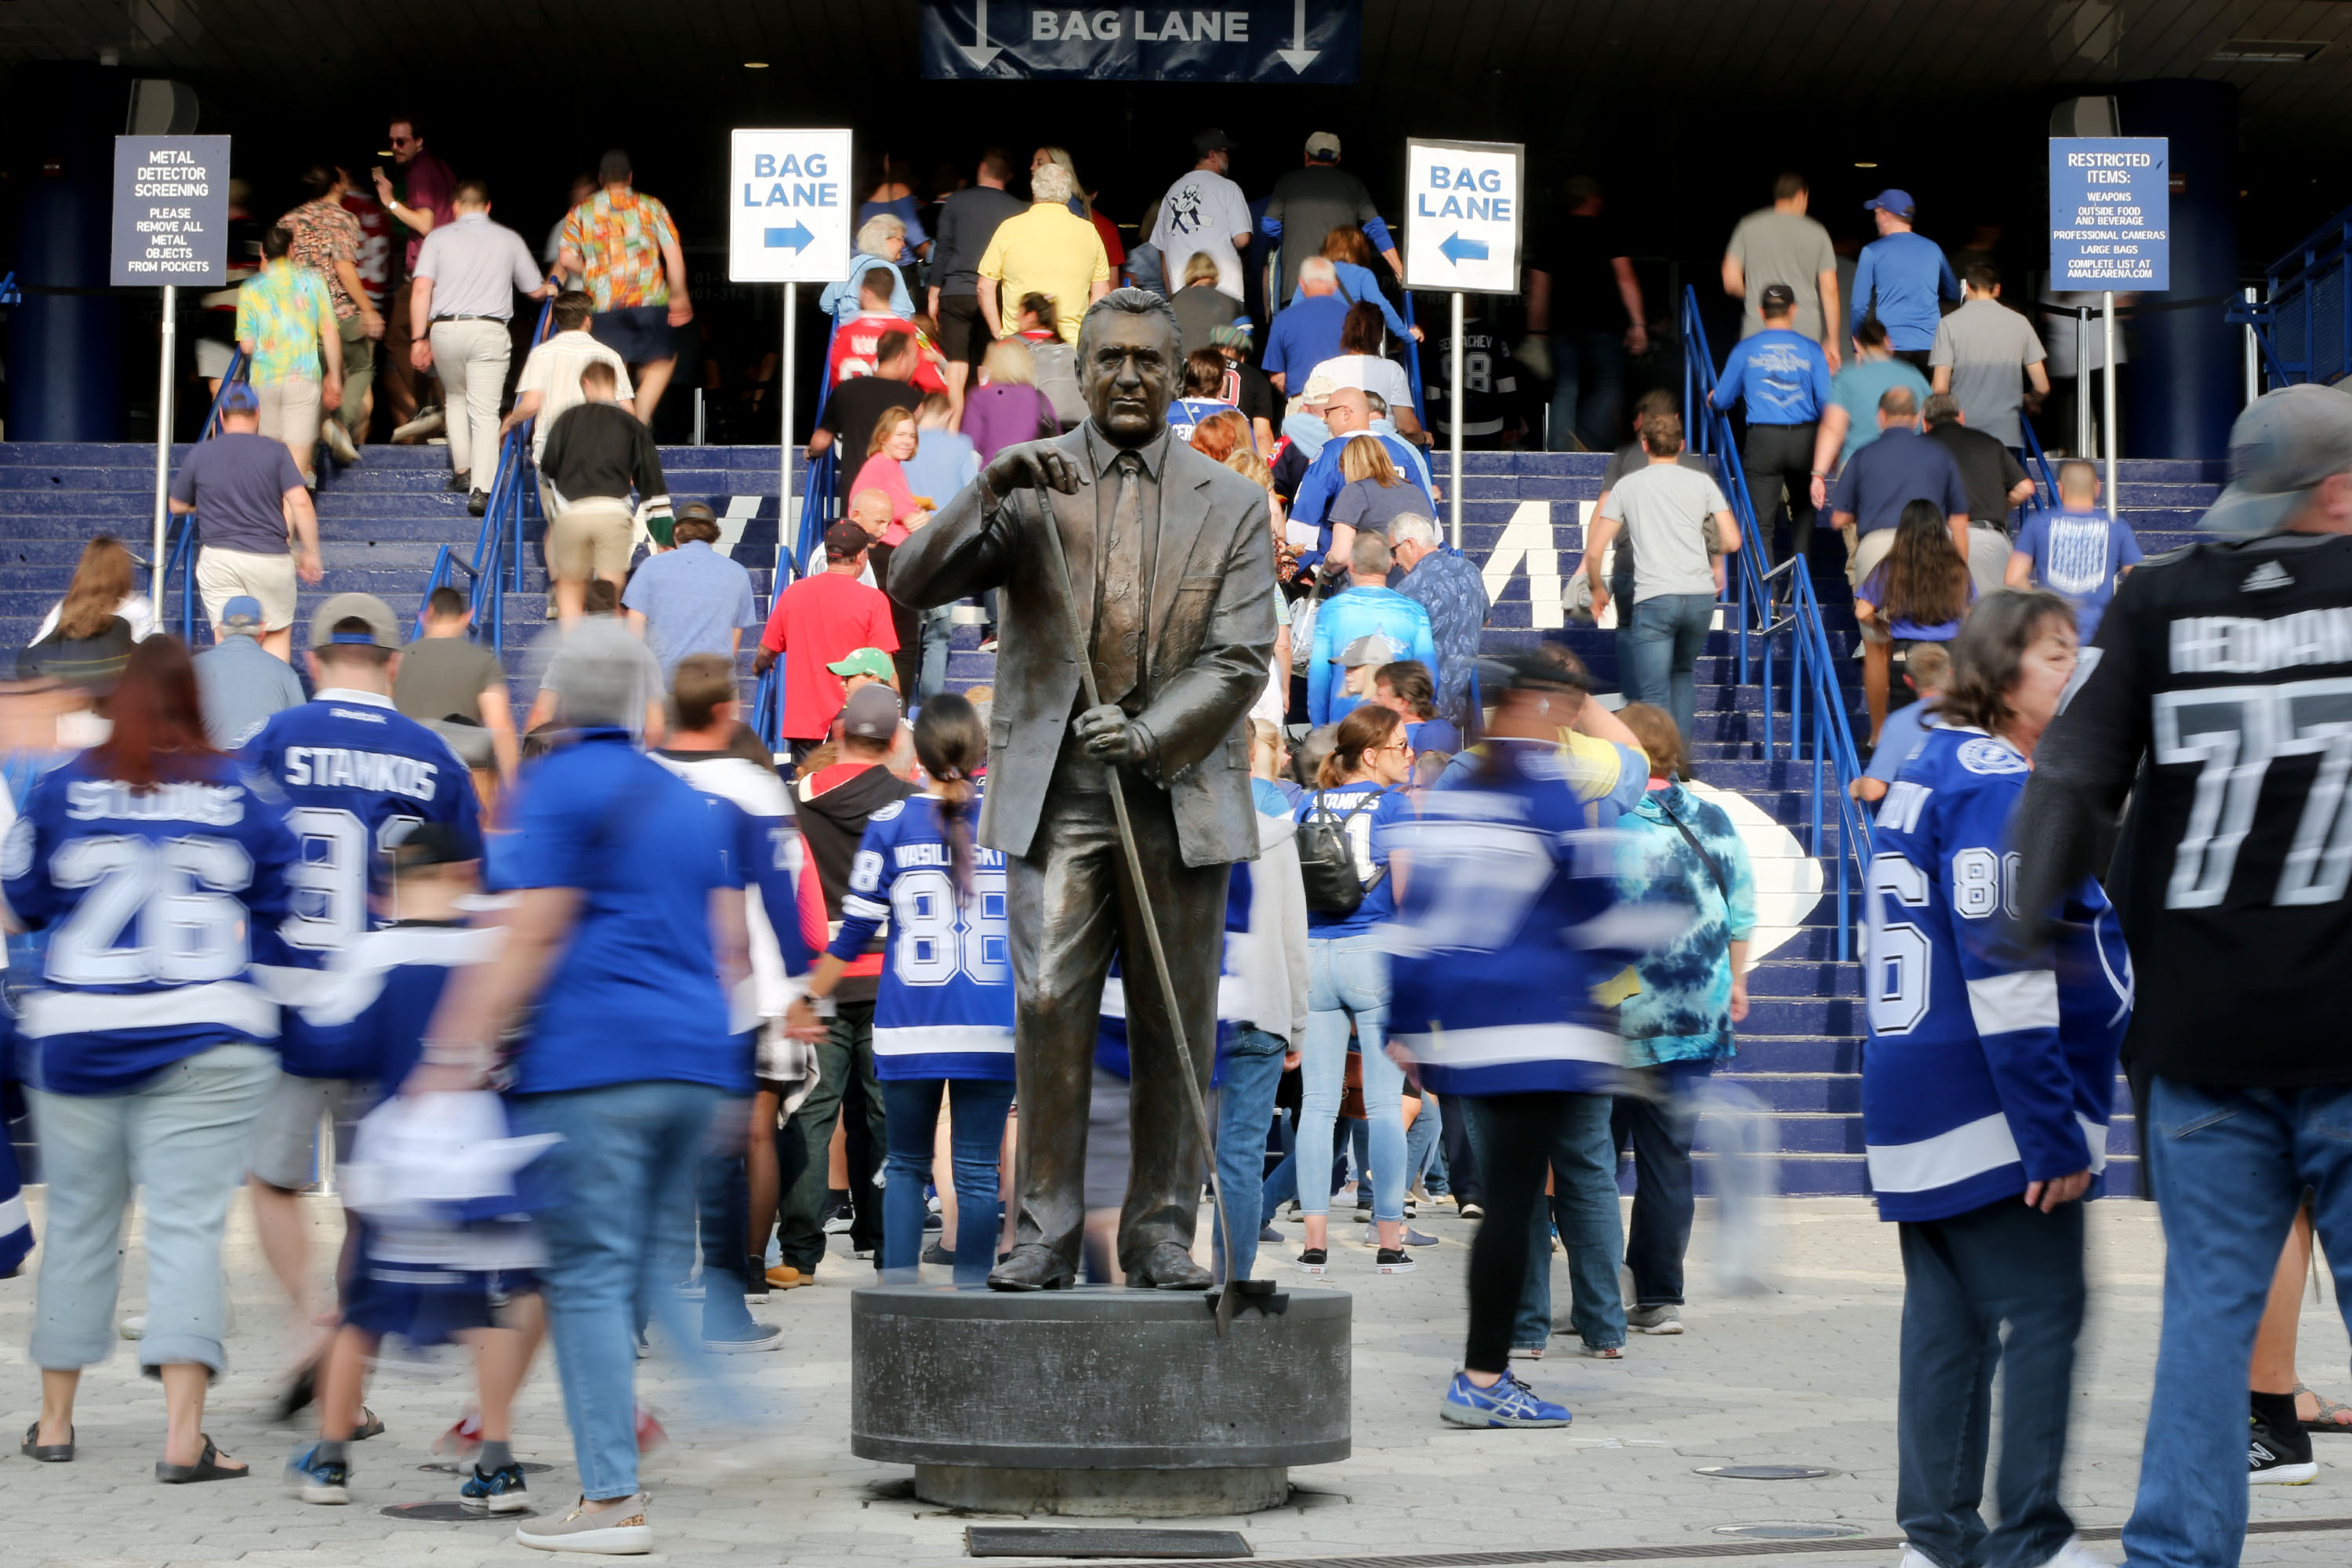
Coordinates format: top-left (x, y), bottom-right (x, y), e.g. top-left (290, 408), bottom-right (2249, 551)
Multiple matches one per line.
top-left (559, 188), bottom-right (678, 311)
top-left (233, 259), bottom-right (332, 383)
top-left (1616, 781), bottom-right (1757, 1065)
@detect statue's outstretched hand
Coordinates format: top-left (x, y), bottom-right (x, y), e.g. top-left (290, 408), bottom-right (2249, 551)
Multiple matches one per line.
top-left (979, 442), bottom-right (1082, 508)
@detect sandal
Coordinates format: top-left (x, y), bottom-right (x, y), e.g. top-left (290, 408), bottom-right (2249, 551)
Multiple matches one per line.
top-left (2296, 1384), bottom-right (2352, 1433)
top-left (20, 1420), bottom-right (73, 1463)
top-left (352, 1407), bottom-right (385, 1442)
top-left (156, 1435), bottom-right (250, 1484)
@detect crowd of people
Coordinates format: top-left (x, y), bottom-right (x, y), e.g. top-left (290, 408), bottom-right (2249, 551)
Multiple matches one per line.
top-left (8, 118), bottom-right (2350, 1568)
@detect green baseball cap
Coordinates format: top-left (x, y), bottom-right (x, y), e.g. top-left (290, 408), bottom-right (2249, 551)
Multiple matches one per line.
top-left (826, 647), bottom-right (896, 681)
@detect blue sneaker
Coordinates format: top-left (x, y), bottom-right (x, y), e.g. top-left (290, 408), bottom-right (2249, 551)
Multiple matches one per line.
top-left (284, 1443), bottom-right (350, 1504)
top-left (1439, 1370), bottom-right (1573, 1428)
top-left (459, 1461), bottom-right (532, 1514)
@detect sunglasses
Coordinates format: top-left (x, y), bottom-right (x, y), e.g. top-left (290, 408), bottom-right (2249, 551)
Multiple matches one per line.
top-left (389, 134), bottom-right (417, 147)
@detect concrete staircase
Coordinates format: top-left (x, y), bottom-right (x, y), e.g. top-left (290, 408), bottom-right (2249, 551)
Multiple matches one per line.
top-left (0, 440), bottom-right (2220, 1197)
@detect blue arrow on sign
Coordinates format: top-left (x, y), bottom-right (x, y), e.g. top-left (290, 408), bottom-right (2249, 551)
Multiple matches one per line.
top-left (1439, 232), bottom-right (1489, 265)
top-left (764, 223), bottom-right (814, 252)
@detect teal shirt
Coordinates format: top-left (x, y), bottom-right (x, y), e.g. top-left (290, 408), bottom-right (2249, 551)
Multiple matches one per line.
top-left (1830, 358), bottom-right (1934, 467)
top-left (1617, 782), bottom-right (1757, 1065)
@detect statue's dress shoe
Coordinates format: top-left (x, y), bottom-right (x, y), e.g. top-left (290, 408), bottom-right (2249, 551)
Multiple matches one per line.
top-left (985, 1243), bottom-right (1076, 1292)
top-left (1124, 1242), bottom-right (1213, 1290)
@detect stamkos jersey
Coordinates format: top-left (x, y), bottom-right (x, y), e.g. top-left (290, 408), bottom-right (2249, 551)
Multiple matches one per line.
top-left (1863, 727), bottom-right (2132, 1221)
top-left (1387, 742), bottom-right (1658, 1098)
top-left (296, 920), bottom-right (504, 1085)
top-left (245, 691), bottom-right (483, 1075)
top-left (2, 753), bottom-right (299, 1095)
top-left (2034, 532), bottom-right (2352, 1083)
top-left (832, 791), bottom-right (1013, 1079)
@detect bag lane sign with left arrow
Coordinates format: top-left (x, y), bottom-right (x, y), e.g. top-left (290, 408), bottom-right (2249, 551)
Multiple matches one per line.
top-left (1403, 137), bottom-right (1523, 297)
top-left (918, 0), bottom-right (1359, 81)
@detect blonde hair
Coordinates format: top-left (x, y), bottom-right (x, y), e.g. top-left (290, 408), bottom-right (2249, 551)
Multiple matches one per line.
top-left (866, 411), bottom-right (917, 457)
top-left (1222, 448), bottom-right (1272, 488)
top-left (979, 337), bottom-right (1033, 385)
top-left (855, 213), bottom-right (906, 256)
top-left (916, 391), bottom-right (954, 424)
top-left (1339, 434), bottom-right (1400, 487)
top-left (1182, 251), bottom-right (1220, 288)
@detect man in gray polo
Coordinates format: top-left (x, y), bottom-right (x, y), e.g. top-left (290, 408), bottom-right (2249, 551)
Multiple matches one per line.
top-left (1930, 263), bottom-right (2050, 452)
top-left (409, 176), bottom-right (554, 513)
top-left (192, 594), bottom-right (305, 749)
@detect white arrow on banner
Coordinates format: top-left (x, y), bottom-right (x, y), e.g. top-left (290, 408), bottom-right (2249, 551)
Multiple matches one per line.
top-left (1276, 0), bottom-right (1319, 71)
top-left (960, 0), bottom-right (1001, 68)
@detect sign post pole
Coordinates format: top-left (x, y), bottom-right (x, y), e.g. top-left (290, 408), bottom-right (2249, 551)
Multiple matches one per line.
top-left (728, 127), bottom-right (853, 581)
top-left (1402, 137), bottom-right (1523, 554)
top-left (152, 285), bottom-right (176, 597)
top-left (781, 282), bottom-right (797, 577)
top-left (1450, 291), bottom-right (1465, 550)
top-left (2244, 285), bottom-right (2261, 405)
top-left (2103, 292), bottom-right (2118, 517)
top-left (2075, 309), bottom-right (2091, 458)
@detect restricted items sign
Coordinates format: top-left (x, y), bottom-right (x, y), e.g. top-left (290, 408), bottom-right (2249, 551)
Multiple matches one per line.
top-left (728, 129), bottom-right (854, 285)
top-left (110, 135), bottom-right (229, 287)
top-left (1403, 138), bottom-right (1523, 296)
top-left (2049, 137), bottom-right (2169, 291)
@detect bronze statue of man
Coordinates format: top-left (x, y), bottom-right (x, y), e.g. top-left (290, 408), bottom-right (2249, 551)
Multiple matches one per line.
top-left (886, 289), bottom-right (1276, 1290)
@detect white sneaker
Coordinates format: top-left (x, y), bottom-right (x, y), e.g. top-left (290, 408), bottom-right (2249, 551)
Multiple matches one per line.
top-left (515, 1493), bottom-right (653, 1554)
top-left (320, 417), bottom-right (360, 464)
top-left (118, 1313), bottom-right (146, 1341)
top-left (392, 406), bottom-right (445, 443)
top-left (2027, 1541), bottom-right (2114, 1568)
top-left (1626, 1305), bottom-right (1684, 1334)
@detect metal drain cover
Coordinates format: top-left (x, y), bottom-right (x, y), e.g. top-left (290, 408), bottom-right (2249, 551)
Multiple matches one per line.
top-left (1695, 1464), bottom-right (1838, 1480)
top-left (1713, 1523), bottom-right (1867, 1539)
top-left (382, 1501), bottom-right (541, 1522)
top-left (967, 1526), bottom-right (1252, 1558)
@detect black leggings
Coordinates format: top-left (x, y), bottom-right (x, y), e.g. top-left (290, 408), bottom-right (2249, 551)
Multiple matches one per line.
top-left (1463, 1091), bottom-right (1575, 1374)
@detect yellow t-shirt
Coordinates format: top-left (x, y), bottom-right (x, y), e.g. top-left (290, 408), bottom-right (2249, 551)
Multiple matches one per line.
top-left (976, 202), bottom-right (1112, 343)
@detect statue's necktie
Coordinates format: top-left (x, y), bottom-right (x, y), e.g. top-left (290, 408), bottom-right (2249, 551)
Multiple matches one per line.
top-left (1094, 451), bottom-right (1145, 710)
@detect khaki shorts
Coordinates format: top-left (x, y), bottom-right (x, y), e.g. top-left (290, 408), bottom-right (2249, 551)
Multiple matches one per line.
top-left (248, 1072), bottom-right (367, 1191)
top-left (548, 501), bottom-right (634, 582)
top-left (256, 376), bottom-right (323, 455)
top-left (197, 545), bottom-right (298, 632)
top-left (1844, 524), bottom-right (1900, 645)
top-left (336, 314), bottom-right (376, 434)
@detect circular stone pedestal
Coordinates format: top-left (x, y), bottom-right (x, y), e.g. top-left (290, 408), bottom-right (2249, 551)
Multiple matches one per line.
top-left (851, 1283), bottom-right (1350, 1518)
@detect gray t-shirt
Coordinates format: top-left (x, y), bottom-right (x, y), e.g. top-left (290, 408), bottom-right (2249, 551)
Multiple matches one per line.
top-left (1726, 208), bottom-right (1836, 344)
top-left (1598, 462), bottom-right (1730, 602)
top-left (1265, 164), bottom-right (1381, 303)
top-left (1599, 444), bottom-right (1716, 585)
top-left (394, 634), bottom-right (506, 725)
top-left (1929, 297), bottom-right (2046, 448)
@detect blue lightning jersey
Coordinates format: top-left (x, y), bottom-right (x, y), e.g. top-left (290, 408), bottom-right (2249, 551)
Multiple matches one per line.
top-left (653, 751), bottom-right (811, 1034)
top-left (245, 689), bottom-right (484, 1075)
top-left (1094, 865), bottom-right (1249, 1083)
top-left (1862, 726), bottom-right (2134, 1222)
top-left (1388, 739), bottom-right (1657, 1098)
top-left (2, 751), bottom-right (300, 1095)
top-left (297, 920), bottom-right (504, 1086)
top-left (832, 789), bottom-right (1012, 1080)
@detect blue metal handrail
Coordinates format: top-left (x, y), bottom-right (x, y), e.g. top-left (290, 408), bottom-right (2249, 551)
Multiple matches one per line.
top-left (2018, 416), bottom-right (2060, 512)
top-left (1401, 289), bottom-right (1426, 427)
top-left (462, 296), bottom-right (558, 655)
top-left (1680, 285), bottom-right (1873, 958)
top-left (794, 313), bottom-right (846, 572)
top-left (2239, 203), bottom-right (2352, 387)
top-left (200, 349), bottom-right (251, 438)
top-left (749, 662), bottom-right (784, 754)
top-left (411, 543), bottom-right (481, 640)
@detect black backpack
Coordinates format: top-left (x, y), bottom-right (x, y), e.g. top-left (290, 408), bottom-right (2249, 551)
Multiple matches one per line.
top-left (1297, 790), bottom-right (1387, 916)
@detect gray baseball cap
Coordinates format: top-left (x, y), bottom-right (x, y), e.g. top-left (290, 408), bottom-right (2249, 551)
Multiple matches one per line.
top-left (1341, 632), bottom-right (1403, 669)
top-left (840, 682), bottom-right (903, 742)
top-left (2204, 383), bottom-right (2352, 538)
top-left (310, 591), bottom-right (401, 650)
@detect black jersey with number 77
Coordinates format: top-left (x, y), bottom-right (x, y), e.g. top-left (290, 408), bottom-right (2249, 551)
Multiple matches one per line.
top-left (2030, 530), bottom-right (2352, 1085)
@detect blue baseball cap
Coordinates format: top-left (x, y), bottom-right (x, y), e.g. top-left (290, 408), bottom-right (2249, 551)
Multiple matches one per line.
top-left (218, 383), bottom-right (260, 415)
top-left (220, 595), bottom-right (264, 630)
top-left (1863, 190), bottom-right (1916, 219)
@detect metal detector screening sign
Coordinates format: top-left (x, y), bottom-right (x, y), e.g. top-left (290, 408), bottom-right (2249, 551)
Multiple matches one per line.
top-left (110, 135), bottom-right (229, 287)
top-left (2049, 137), bottom-right (2169, 290)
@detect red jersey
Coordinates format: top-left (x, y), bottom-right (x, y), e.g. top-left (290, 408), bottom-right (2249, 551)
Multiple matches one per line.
top-left (339, 190), bottom-right (392, 308)
top-left (760, 571), bottom-right (901, 741)
top-left (826, 311), bottom-right (950, 394)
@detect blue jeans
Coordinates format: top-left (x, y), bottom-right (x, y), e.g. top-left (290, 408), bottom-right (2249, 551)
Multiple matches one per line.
top-left (1612, 1060), bottom-right (1714, 1306)
top-left (514, 1079), bottom-right (724, 1501)
top-left (919, 603), bottom-right (955, 701)
top-left (28, 1043), bottom-right (276, 1374)
top-left (1300, 934), bottom-right (1405, 1223)
top-left (1406, 1090), bottom-right (1444, 1189)
top-left (1463, 1090), bottom-right (1627, 1352)
top-left (697, 1145), bottom-right (757, 1338)
top-left (879, 1076), bottom-right (1014, 1285)
top-left (2122, 1079), bottom-right (2352, 1568)
top-left (1548, 330), bottom-right (1627, 453)
top-left (1212, 1026), bottom-right (1289, 1280)
top-left (1897, 1196), bottom-right (2084, 1568)
top-left (1627, 593), bottom-right (1716, 746)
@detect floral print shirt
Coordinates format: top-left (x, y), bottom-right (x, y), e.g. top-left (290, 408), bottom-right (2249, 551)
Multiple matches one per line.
top-left (559, 188), bottom-right (678, 312)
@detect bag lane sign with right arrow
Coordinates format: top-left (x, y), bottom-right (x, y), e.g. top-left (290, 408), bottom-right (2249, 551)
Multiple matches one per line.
top-left (1403, 137), bottom-right (1523, 296)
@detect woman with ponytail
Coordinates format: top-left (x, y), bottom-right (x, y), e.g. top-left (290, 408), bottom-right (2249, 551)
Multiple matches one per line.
top-left (795, 693), bottom-right (1014, 1283)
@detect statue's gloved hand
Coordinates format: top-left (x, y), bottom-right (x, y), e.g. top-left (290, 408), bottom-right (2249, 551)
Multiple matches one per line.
top-left (1075, 704), bottom-right (1156, 769)
top-left (978, 441), bottom-right (1082, 508)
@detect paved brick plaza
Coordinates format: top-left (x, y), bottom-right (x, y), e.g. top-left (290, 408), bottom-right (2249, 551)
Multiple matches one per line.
top-left (1, 1195), bottom-right (2346, 1566)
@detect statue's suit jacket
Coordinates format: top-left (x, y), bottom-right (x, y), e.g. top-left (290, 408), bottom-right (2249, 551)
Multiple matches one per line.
top-left (884, 424), bottom-right (1277, 868)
